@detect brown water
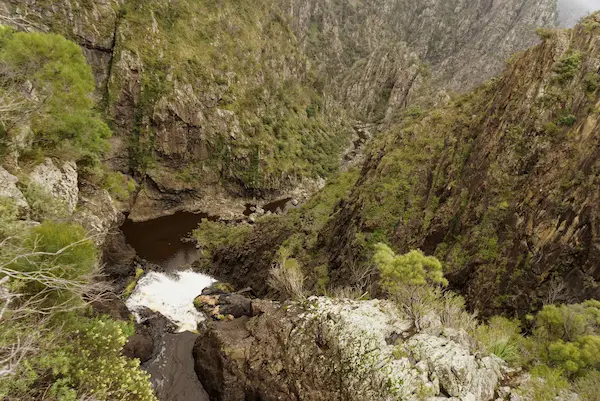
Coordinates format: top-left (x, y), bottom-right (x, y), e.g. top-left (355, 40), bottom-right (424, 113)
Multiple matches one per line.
top-left (121, 212), bottom-right (214, 270)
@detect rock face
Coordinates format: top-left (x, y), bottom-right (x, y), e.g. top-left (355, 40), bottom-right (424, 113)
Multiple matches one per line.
top-left (73, 186), bottom-right (121, 246)
top-left (193, 297), bottom-right (508, 401)
top-left (319, 17), bottom-right (600, 315)
top-left (29, 158), bottom-right (79, 213)
top-left (0, 0), bottom-right (558, 221)
top-left (281, 0), bottom-right (558, 120)
top-left (0, 166), bottom-right (28, 211)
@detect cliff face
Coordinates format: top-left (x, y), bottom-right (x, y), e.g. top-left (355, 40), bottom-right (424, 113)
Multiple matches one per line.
top-left (320, 17), bottom-right (600, 315)
top-left (280, 0), bottom-right (558, 120)
top-left (0, 0), bottom-right (558, 220)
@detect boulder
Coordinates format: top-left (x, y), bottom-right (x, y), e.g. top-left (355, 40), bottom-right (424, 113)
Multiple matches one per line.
top-left (194, 291), bottom-right (253, 320)
top-left (0, 166), bottom-right (28, 211)
top-left (29, 158), bottom-right (78, 213)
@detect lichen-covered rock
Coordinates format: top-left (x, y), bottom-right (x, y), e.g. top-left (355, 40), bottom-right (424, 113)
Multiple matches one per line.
top-left (408, 334), bottom-right (505, 400)
top-left (72, 187), bottom-right (121, 246)
top-left (193, 297), bottom-right (508, 401)
top-left (29, 158), bottom-right (78, 213)
top-left (0, 166), bottom-right (29, 211)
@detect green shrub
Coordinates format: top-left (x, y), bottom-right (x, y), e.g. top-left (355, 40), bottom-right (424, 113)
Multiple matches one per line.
top-left (534, 302), bottom-right (600, 342)
top-left (22, 183), bottom-right (69, 221)
top-left (536, 27), bottom-right (555, 40)
top-left (268, 246), bottom-right (306, 300)
top-left (489, 339), bottom-right (520, 363)
top-left (514, 365), bottom-right (571, 401)
top-left (574, 371), bottom-right (600, 401)
top-left (0, 216), bottom-right (156, 401)
top-left (46, 317), bottom-right (155, 401)
top-left (103, 171), bottom-right (136, 202)
top-left (583, 72), bottom-right (600, 93)
top-left (475, 316), bottom-right (522, 363)
top-left (374, 244), bottom-right (447, 291)
top-left (527, 302), bottom-right (600, 377)
top-left (0, 27), bottom-right (110, 161)
top-left (553, 52), bottom-right (582, 84)
top-left (5, 221), bottom-right (97, 310)
top-left (558, 114), bottom-right (577, 127)
top-left (547, 336), bottom-right (600, 375)
top-left (373, 244), bottom-right (450, 329)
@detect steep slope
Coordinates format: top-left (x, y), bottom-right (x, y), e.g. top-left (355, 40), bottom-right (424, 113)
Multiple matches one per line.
top-left (321, 17), bottom-right (600, 315)
top-left (280, 0), bottom-right (558, 120)
top-left (0, 0), bottom-right (558, 221)
top-left (204, 16), bottom-right (600, 316)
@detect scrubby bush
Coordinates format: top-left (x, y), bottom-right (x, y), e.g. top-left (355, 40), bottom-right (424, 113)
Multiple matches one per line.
top-left (22, 183), bottom-right (69, 221)
top-left (574, 371), bottom-right (600, 401)
top-left (536, 27), bottom-right (555, 40)
top-left (583, 72), bottom-right (600, 93)
top-left (474, 316), bottom-right (522, 363)
top-left (268, 246), bottom-right (306, 300)
top-left (553, 52), bottom-right (582, 84)
top-left (0, 214), bottom-right (156, 400)
top-left (44, 317), bottom-right (155, 401)
top-left (0, 27), bottom-right (110, 161)
top-left (514, 365), bottom-right (571, 401)
top-left (558, 113), bottom-right (577, 127)
top-left (103, 171), bottom-right (136, 202)
top-left (373, 244), bottom-right (450, 330)
top-left (373, 244), bottom-right (447, 290)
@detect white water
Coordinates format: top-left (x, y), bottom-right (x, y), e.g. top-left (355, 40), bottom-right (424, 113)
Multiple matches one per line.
top-left (126, 271), bottom-right (215, 332)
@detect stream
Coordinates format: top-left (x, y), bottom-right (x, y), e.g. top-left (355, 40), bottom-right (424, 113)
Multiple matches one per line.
top-left (120, 212), bottom-right (216, 401)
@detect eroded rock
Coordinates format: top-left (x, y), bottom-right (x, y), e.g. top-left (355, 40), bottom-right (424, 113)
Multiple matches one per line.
top-left (193, 297), bottom-right (509, 401)
top-left (73, 187), bottom-right (121, 247)
top-left (0, 166), bottom-right (28, 211)
top-left (29, 158), bottom-right (78, 214)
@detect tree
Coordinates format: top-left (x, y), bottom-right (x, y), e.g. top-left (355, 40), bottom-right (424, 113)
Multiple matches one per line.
top-left (373, 243), bottom-right (447, 292)
top-left (373, 243), bottom-right (448, 330)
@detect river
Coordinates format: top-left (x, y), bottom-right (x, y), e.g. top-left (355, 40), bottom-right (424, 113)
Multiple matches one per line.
top-left (121, 212), bottom-right (216, 401)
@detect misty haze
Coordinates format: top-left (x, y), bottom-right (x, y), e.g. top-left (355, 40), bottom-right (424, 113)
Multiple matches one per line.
top-left (559, 0), bottom-right (600, 25)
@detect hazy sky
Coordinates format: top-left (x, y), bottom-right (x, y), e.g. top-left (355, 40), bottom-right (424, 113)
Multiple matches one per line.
top-left (559, 0), bottom-right (600, 26)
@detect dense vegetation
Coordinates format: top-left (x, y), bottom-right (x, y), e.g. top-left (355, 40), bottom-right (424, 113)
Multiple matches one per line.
top-left (0, 28), bottom-right (154, 401)
top-left (0, 200), bottom-right (155, 401)
top-left (0, 26), bottom-right (110, 167)
top-left (373, 245), bottom-right (600, 400)
top-left (108, 0), bottom-right (353, 191)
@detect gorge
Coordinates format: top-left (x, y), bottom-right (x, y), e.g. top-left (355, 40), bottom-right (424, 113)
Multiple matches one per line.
top-left (1, 1), bottom-right (600, 401)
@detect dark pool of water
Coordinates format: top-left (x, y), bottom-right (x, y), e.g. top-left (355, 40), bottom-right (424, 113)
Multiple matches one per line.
top-left (121, 212), bottom-right (214, 270)
top-left (263, 197), bottom-right (294, 213)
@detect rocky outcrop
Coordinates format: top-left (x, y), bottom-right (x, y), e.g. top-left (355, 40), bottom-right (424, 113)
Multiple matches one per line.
top-left (0, 166), bottom-right (29, 211)
top-left (193, 297), bottom-right (509, 401)
top-left (29, 158), bottom-right (78, 213)
top-left (73, 186), bottom-right (121, 246)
